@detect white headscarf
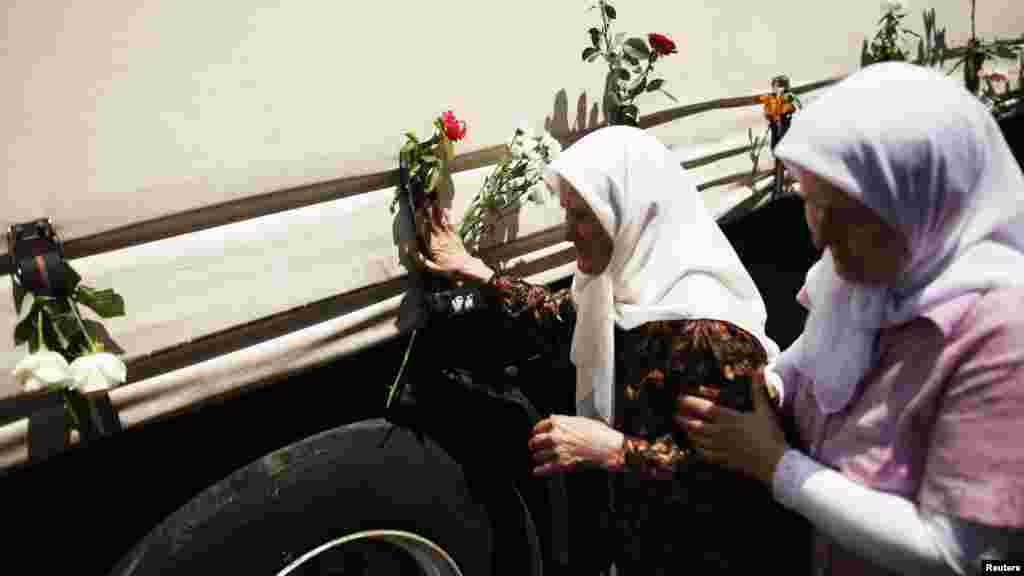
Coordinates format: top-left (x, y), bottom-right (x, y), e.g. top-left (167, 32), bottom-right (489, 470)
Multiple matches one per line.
top-left (773, 62), bottom-right (1024, 415)
top-left (544, 126), bottom-right (779, 424)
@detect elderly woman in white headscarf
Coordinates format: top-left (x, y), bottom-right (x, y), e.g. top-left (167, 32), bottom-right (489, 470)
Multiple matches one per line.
top-left (680, 62), bottom-right (1024, 575)
top-left (418, 125), bottom-right (796, 573)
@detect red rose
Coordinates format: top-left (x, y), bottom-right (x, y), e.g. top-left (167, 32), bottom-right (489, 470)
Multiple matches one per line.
top-left (441, 110), bottom-right (467, 141)
top-left (648, 33), bottom-right (677, 56)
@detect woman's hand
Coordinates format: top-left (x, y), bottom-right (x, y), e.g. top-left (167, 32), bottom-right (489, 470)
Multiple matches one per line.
top-left (415, 204), bottom-right (493, 284)
top-left (676, 369), bottom-right (790, 486)
top-left (527, 415), bottom-right (625, 476)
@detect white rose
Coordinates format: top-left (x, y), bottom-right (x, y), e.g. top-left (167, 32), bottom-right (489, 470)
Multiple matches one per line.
top-left (12, 350), bottom-right (73, 392)
top-left (525, 145), bottom-right (542, 163)
top-left (69, 352), bottom-right (127, 393)
top-left (529, 185), bottom-right (547, 204)
top-left (516, 120), bottom-right (534, 140)
top-left (507, 137), bottom-right (524, 156)
top-left (541, 133), bottom-right (562, 161)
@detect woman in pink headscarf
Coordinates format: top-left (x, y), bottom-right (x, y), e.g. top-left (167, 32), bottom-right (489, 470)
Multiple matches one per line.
top-left (680, 62), bottom-right (1024, 575)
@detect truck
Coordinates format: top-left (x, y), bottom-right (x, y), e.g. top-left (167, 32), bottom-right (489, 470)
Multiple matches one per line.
top-left (2, 3), bottom-right (1021, 574)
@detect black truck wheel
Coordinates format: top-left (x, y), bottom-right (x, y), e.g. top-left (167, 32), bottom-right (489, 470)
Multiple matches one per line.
top-left (109, 418), bottom-right (542, 575)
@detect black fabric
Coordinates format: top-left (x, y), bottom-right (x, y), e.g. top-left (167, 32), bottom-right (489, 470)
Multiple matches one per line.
top-left (0, 253), bottom-right (13, 278)
top-left (91, 393), bottom-right (124, 436)
top-left (388, 310), bottom-right (572, 572)
top-left (28, 403), bottom-right (70, 463)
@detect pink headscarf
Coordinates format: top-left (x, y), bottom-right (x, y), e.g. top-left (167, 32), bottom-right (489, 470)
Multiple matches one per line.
top-left (773, 62), bottom-right (1024, 415)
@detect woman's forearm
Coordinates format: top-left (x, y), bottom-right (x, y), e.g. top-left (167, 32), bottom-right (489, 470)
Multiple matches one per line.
top-left (458, 257), bottom-right (495, 285)
top-left (772, 449), bottom-right (1013, 575)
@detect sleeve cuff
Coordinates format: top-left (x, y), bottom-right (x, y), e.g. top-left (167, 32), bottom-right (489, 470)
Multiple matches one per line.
top-left (772, 448), bottom-right (825, 511)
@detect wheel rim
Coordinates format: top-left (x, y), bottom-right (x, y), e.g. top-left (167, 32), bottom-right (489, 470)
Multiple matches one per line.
top-left (275, 529), bottom-right (464, 576)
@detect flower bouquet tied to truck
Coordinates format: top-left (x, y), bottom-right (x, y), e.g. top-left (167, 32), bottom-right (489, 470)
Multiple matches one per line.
top-left (458, 123), bottom-right (562, 252)
top-left (10, 240), bottom-right (127, 437)
top-left (582, 0), bottom-right (679, 126)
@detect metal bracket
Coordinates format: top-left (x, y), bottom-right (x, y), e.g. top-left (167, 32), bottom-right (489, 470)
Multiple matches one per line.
top-left (7, 218), bottom-right (69, 298)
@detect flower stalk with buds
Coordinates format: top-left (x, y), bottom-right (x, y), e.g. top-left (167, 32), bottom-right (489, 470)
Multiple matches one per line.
top-left (458, 124), bottom-right (562, 252)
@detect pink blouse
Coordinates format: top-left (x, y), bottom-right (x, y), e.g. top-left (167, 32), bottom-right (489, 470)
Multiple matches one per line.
top-left (785, 287), bottom-right (1024, 574)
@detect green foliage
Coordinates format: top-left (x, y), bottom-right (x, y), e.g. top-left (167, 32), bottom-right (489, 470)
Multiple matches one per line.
top-left (862, 3), bottom-right (1022, 118)
top-left (582, 1), bottom-right (678, 125)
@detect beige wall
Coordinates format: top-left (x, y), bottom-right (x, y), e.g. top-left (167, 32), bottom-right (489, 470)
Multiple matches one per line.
top-left (1, 0), bottom-right (1021, 401)
top-left (5, 0), bottom-right (1021, 238)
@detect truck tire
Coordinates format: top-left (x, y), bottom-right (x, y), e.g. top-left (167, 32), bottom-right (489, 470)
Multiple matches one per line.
top-left (109, 418), bottom-right (542, 575)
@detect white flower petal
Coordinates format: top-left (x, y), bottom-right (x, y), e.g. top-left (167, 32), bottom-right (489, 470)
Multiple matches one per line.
top-left (69, 352), bottom-right (127, 393)
top-left (12, 351), bottom-right (72, 391)
top-left (97, 353), bottom-right (127, 384)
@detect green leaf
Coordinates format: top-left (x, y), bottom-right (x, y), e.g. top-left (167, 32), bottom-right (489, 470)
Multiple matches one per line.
top-left (27, 324), bottom-right (41, 353)
top-left (622, 52), bottom-right (639, 67)
top-left (629, 77), bottom-right (648, 98)
top-left (40, 316), bottom-right (62, 355)
top-left (647, 78), bottom-right (665, 92)
top-left (49, 311), bottom-right (80, 346)
top-left (583, 46), bottom-right (600, 62)
top-left (13, 276), bottom-right (27, 314)
top-left (660, 89), bottom-right (679, 103)
top-left (427, 169), bottom-right (440, 193)
top-left (613, 32), bottom-right (626, 49)
top-left (13, 295), bottom-right (47, 347)
top-left (616, 67), bottom-right (631, 81)
top-left (74, 285), bottom-right (126, 318)
top-left (995, 45), bottom-right (1020, 59)
top-left (589, 27), bottom-right (602, 48)
top-left (603, 3), bottom-right (616, 20)
top-left (15, 288), bottom-right (36, 325)
top-left (623, 37), bottom-right (650, 60)
top-left (62, 262), bottom-right (82, 293)
top-left (14, 312), bottom-right (35, 347)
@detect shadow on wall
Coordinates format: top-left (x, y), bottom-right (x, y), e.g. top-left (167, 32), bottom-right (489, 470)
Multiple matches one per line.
top-left (544, 89), bottom-right (604, 148)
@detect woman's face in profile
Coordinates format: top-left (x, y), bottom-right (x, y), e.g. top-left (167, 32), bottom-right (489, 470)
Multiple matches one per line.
top-left (555, 178), bottom-right (614, 275)
top-left (797, 168), bottom-right (910, 286)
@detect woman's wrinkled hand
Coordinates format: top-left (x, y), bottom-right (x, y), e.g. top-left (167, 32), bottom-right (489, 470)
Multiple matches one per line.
top-left (675, 369), bottom-right (789, 486)
top-left (527, 415), bottom-right (625, 476)
top-left (415, 204), bottom-right (490, 283)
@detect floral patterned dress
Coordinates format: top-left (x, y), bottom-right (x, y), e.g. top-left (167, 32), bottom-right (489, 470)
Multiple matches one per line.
top-left (486, 273), bottom-right (806, 575)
